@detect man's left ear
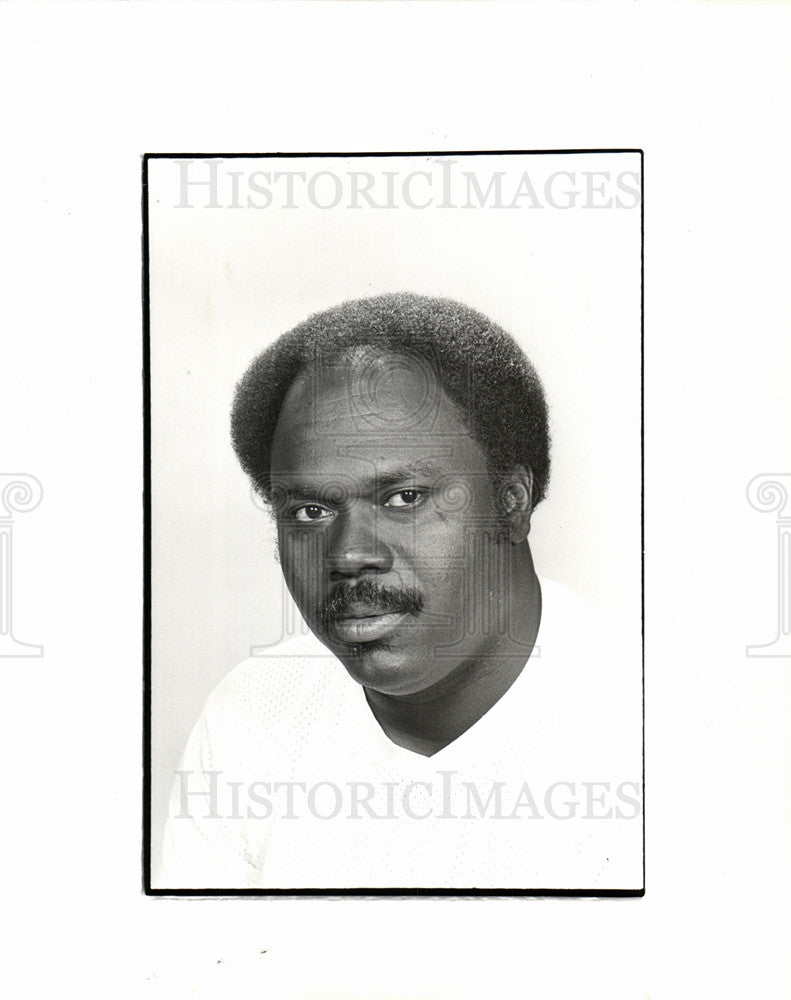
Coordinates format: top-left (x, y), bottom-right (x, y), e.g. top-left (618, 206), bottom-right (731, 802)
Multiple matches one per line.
top-left (500, 465), bottom-right (534, 543)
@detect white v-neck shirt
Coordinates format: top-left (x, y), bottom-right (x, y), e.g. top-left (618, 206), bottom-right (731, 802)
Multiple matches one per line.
top-left (158, 578), bottom-right (642, 890)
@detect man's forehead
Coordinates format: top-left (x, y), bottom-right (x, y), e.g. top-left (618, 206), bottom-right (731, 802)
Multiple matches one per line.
top-left (273, 357), bottom-right (473, 440)
top-left (270, 362), bottom-right (489, 480)
top-left (271, 431), bottom-right (484, 479)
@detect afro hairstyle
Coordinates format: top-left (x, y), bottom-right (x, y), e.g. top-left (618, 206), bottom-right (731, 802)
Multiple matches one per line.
top-left (230, 292), bottom-right (551, 510)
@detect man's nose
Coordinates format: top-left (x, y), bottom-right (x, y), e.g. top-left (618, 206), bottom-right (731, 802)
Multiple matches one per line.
top-left (326, 505), bottom-right (392, 579)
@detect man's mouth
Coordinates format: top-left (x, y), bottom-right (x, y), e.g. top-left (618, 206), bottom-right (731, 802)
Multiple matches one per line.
top-left (317, 580), bottom-right (425, 644)
top-left (337, 604), bottom-right (392, 620)
top-left (329, 610), bottom-right (410, 644)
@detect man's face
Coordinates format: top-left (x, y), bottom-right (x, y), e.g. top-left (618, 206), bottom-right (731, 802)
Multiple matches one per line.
top-left (269, 351), bottom-right (514, 697)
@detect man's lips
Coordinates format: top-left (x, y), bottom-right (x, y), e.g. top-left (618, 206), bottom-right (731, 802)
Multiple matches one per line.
top-left (328, 609), bottom-right (412, 643)
top-left (335, 604), bottom-right (392, 620)
top-left (318, 581), bottom-right (425, 644)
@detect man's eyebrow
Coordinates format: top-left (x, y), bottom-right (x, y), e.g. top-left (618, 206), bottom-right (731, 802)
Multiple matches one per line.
top-left (373, 462), bottom-right (444, 490)
top-left (274, 483), bottom-right (324, 502)
top-left (273, 463), bottom-right (445, 502)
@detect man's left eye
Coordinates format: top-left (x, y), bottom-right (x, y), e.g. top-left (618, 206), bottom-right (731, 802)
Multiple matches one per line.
top-left (383, 489), bottom-right (424, 508)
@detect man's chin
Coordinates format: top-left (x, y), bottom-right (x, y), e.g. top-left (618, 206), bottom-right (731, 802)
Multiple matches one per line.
top-left (309, 618), bottom-right (434, 694)
top-left (331, 640), bottom-right (427, 696)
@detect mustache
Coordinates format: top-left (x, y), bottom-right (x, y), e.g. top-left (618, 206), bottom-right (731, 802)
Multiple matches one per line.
top-left (318, 578), bottom-right (424, 630)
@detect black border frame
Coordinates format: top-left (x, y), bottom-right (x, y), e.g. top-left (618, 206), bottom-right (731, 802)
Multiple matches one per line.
top-left (142, 148), bottom-right (645, 898)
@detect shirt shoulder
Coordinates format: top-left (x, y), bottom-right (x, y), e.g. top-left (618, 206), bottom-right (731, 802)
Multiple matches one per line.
top-left (533, 575), bottom-right (641, 767)
top-left (202, 630), bottom-right (349, 755)
top-left (538, 575), bottom-right (603, 635)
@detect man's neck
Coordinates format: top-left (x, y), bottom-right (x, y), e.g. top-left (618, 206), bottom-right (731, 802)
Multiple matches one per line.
top-left (364, 561), bottom-right (542, 757)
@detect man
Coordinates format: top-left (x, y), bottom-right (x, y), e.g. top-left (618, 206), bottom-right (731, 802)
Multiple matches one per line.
top-left (159, 292), bottom-right (641, 890)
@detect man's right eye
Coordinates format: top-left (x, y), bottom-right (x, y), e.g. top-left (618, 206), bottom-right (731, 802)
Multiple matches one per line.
top-left (292, 504), bottom-right (334, 523)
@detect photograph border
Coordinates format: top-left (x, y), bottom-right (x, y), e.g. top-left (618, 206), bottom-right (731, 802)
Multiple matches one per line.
top-left (142, 148), bottom-right (645, 898)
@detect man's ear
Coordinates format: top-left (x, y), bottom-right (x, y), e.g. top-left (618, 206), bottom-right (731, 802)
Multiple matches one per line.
top-left (500, 465), bottom-right (534, 543)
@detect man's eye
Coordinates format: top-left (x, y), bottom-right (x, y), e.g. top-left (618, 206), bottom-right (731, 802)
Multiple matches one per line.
top-left (383, 489), bottom-right (424, 509)
top-left (292, 504), bottom-right (333, 523)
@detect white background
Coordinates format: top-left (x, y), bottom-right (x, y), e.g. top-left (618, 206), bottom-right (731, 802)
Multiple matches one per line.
top-left (147, 151), bottom-right (642, 859)
top-left (1, 3), bottom-right (790, 999)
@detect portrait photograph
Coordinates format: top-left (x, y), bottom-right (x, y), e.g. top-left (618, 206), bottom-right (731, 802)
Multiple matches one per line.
top-left (145, 150), bottom-right (644, 894)
top-left (6, 4), bottom-right (791, 998)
